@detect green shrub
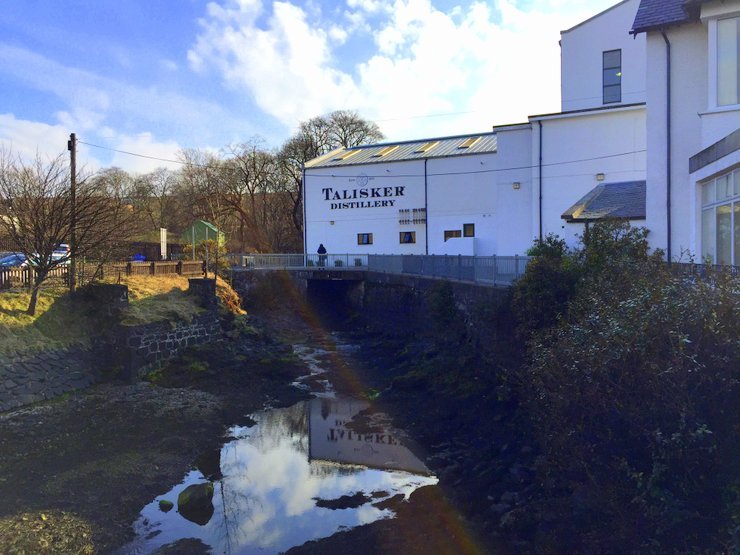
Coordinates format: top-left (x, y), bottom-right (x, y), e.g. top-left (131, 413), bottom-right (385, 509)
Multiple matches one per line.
top-left (521, 226), bottom-right (738, 552)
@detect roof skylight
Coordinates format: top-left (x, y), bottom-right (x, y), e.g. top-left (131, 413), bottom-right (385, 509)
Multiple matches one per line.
top-left (414, 141), bottom-right (439, 153)
top-left (458, 137), bottom-right (481, 149)
top-left (372, 145), bottom-right (400, 157)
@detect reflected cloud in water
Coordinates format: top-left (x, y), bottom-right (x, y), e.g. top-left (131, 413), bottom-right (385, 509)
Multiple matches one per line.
top-left (121, 397), bottom-right (437, 554)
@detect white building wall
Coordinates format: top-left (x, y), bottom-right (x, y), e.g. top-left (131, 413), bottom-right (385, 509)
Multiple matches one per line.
top-left (560, 0), bottom-right (646, 111)
top-left (304, 160), bottom-right (426, 255)
top-left (426, 128), bottom-right (534, 256)
top-left (644, 26), bottom-right (707, 260)
top-left (532, 106), bottom-right (647, 248)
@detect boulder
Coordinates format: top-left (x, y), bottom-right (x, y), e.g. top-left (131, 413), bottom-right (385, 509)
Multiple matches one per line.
top-left (177, 482), bottom-right (214, 525)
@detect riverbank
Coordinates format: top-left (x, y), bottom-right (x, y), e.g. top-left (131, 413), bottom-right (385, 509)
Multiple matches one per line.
top-left (0, 323), bottom-right (309, 554)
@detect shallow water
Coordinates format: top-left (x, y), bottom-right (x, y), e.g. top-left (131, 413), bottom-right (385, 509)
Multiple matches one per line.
top-left (119, 342), bottom-right (437, 554)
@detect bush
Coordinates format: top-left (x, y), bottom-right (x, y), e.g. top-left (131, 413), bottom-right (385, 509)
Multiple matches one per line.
top-left (512, 234), bottom-right (580, 337)
top-left (519, 224), bottom-right (739, 552)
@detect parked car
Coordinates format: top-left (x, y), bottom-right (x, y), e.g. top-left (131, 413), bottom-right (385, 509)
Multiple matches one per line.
top-left (0, 253), bottom-right (28, 267)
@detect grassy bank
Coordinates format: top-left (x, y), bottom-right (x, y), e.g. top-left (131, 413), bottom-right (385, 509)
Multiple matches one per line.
top-left (0, 275), bottom-right (243, 356)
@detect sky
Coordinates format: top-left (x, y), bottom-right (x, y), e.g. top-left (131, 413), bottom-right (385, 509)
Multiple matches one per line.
top-left (0, 0), bottom-right (617, 174)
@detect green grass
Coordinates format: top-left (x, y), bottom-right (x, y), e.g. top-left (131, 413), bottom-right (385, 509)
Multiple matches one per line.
top-left (0, 287), bottom-right (94, 355)
top-left (0, 275), bottom-right (244, 356)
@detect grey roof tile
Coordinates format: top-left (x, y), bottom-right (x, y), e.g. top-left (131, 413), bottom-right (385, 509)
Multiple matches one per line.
top-left (561, 180), bottom-right (646, 222)
top-left (631, 0), bottom-right (702, 34)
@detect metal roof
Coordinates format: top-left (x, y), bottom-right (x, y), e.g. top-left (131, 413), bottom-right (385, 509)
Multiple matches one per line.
top-left (631, 0), bottom-right (702, 34)
top-left (304, 132), bottom-right (498, 169)
top-left (561, 181), bottom-right (646, 222)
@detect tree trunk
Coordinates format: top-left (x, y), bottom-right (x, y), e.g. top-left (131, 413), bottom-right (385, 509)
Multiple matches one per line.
top-left (26, 273), bottom-right (46, 316)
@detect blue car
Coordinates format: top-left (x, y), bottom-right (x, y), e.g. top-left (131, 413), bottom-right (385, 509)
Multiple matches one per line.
top-left (0, 253), bottom-right (28, 267)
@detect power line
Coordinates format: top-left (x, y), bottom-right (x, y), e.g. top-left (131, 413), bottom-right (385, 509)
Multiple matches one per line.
top-left (78, 137), bottom-right (645, 179)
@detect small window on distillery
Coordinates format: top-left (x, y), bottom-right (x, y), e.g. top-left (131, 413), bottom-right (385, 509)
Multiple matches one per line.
top-left (603, 49), bottom-right (622, 104)
top-left (400, 231), bottom-right (416, 244)
top-left (444, 229), bottom-right (462, 242)
top-left (357, 233), bottom-right (373, 245)
top-left (463, 223), bottom-right (475, 237)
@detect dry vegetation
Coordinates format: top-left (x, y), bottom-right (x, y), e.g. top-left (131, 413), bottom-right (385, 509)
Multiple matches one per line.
top-left (0, 276), bottom-right (244, 355)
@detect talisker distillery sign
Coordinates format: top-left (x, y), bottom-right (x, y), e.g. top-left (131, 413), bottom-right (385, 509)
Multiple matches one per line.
top-left (321, 174), bottom-right (405, 210)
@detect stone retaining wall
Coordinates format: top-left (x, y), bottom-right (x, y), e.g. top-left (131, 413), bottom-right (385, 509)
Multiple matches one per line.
top-left (117, 311), bottom-right (222, 379)
top-left (0, 345), bottom-right (102, 412)
top-left (0, 279), bottom-right (222, 412)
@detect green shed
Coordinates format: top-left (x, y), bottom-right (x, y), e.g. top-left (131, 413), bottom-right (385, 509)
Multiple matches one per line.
top-left (181, 220), bottom-right (225, 247)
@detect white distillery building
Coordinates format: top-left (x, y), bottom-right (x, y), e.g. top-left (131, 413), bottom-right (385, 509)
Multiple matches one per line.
top-left (303, 130), bottom-right (532, 256)
top-left (304, 0), bottom-right (738, 262)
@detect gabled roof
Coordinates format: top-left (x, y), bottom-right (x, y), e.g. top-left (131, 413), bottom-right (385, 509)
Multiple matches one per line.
top-left (304, 132), bottom-right (498, 169)
top-left (631, 0), bottom-right (703, 34)
top-left (561, 181), bottom-right (646, 222)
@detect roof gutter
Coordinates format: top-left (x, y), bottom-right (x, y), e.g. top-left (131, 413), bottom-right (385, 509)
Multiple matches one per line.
top-left (661, 30), bottom-right (672, 263)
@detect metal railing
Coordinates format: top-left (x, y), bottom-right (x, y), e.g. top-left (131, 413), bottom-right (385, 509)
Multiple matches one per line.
top-left (231, 253), bottom-right (530, 286)
top-left (231, 253), bottom-right (369, 269)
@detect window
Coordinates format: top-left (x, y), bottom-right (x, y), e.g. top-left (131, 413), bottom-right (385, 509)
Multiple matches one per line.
top-left (701, 169), bottom-right (739, 264)
top-left (357, 233), bottom-right (373, 245)
top-left (372, 145), bottom-right (399, 158)
top-left (717, 17), bottom-right (739, 106)
top-left (399, 231), bottom-right (416, 244)
top-left (463, 223), bottom-right (475, 237)
top-left (414, 141), bottom-right (439, 153)
top-left (332, 150), bottom-right (359, 161)
top-left (458, 137), bottom-right (480, 149)
top-left (444, 230), bottom-right (461, 242)
top-left (603, 49), bottom-right (621, 104)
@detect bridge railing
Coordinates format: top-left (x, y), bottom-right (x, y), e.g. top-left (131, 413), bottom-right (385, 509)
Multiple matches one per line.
top-left (230, 253), bottom-right (369, 269)
top-left (230, 253), bottom-right (530, 286)
top-left (367, 254), bottom-right (530, 285)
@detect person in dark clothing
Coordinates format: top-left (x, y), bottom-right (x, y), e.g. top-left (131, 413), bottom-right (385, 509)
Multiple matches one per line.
top-left (317, 243), bottom-right (327, 267)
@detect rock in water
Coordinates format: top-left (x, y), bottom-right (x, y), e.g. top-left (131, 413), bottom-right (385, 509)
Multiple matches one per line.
top-left (177, 483), bottom-right (214, 525)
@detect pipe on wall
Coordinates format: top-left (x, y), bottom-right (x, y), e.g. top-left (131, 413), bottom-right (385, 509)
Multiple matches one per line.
top-left (538, 120), bottom-right (543, 241)
top-left (302, 164), bottom-right (307, 255)
top-left (661, 30), bottom-right (672, 263)
top-left (424, 158), bottom-right (429, 255)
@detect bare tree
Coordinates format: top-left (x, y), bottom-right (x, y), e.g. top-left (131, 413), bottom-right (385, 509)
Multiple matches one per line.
top-left (278, 110), bottom-right (384, 236)
top-left (0, 150), bottom-right (137, 315)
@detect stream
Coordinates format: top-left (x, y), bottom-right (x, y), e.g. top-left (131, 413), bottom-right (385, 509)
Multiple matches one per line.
top-left (118, 337), bottom-right (438, 554)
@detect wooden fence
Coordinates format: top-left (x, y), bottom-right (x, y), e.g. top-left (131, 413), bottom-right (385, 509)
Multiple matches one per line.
top-left (0, 260), bottom-right (205, 290)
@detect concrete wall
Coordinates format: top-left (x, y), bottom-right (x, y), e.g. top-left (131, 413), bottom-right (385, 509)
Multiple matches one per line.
top-left (531, 106), bottom-right (647, 247)
top-left (560, 0), bottom-right (646, 111)
top-left (645, 25), bottom-right (708, 260)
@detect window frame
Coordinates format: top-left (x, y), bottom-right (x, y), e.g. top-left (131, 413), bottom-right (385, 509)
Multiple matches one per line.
top-left (463, 223), bottom-right (475, 237)
top-left (399, 231), bottom-right (416, 244)
top-left (357, 233), bottom-right (373, 246)
top-left (700, 168), bottom-right (739, 265)
top-left (709, 16), bottom-right (740, 110)
top-left (602, 49), bottom-right (622, 105)
top-left (444, 229), bottom-right (462, 242)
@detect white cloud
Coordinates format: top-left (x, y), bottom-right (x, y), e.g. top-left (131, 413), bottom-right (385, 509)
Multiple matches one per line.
top-left (107, 132), bottom-right (183, 174)
top-left (0, 114), bottom-right (76, 162)
top-left (188, 0), bottom-right (616, 141)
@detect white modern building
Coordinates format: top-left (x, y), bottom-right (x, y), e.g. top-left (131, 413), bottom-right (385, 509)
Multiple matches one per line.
top-left (632, 0), bottom-right (740, 264)
top-left (304, 0), bottom-right (738, 263)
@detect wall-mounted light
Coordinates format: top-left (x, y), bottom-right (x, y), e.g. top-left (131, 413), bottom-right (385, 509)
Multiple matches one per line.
top-left (512, 181), bottom-right (521, 190)
top-left (596, 173), bottom-right (605, 181)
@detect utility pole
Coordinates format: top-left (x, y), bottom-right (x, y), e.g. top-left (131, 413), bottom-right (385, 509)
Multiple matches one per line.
top-left (67, 133), bottom-right (77, 292)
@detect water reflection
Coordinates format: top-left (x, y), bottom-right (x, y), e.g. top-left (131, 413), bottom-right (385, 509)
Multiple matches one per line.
top-left (122, 397), bottom-right (437, 554)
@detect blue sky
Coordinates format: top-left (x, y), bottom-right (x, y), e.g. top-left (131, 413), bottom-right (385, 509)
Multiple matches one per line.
top-left (0, 0), bottom-right (616, 173)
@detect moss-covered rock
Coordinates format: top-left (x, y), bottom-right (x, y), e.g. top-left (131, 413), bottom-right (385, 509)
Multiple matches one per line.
top-left (177, 482), bottom-right (214, 525)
